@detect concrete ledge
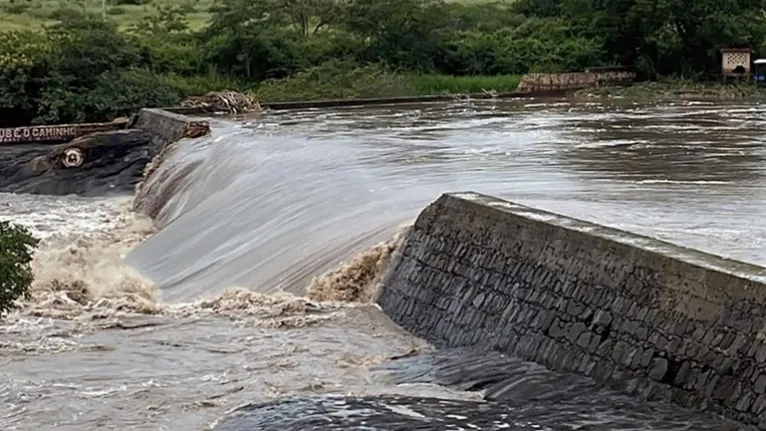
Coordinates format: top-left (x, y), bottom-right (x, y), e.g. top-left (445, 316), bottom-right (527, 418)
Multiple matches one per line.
top-left (131, 108), bottom-right (211, 215)
top-left (134, 108), bottom-right (210, 147)
top-left (258, 90), bottom-right (567, 110)
top-left (159, 70), bottom-right (634, 113)
top-left (160, 90), bottom-right (571, 115)
top-left (376, 192), bottom-right (766, 428)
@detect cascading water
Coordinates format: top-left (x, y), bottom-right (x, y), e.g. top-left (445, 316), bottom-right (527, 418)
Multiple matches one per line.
top-left (2, 99), bottom-right (765, 430)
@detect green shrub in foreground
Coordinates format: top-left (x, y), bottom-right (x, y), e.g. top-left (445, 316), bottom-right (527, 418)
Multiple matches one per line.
top-left (0, 221), bottom-right (39, 317)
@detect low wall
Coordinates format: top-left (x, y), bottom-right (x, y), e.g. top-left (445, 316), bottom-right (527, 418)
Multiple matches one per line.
top-left (163, 90), bottom-right (572, 115)
top-left (130, 109), bottom-right (211, 218)
top-left (256, 91), bottom-right (566, 110)
top-left (376, 192), bottom-right (766, 428)
top-left (134, 108), bottom-right (210, 147)
top-left (516, 71), bottom-right (635, 93)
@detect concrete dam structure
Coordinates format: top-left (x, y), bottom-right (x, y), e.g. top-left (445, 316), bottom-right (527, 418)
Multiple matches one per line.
top-left (376, 192), bottom-right (766, 428)
top-left (9, 96), bottom-right (766, 430)
top-left (0, 109), bottom-right (210, 196)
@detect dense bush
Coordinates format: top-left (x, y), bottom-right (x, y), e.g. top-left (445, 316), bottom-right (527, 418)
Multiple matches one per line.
top-left (0, 13), bottom-right (196, 125)
top-left (255, 60), bottom-right (415, 101)
top-left (1, 0), bottom-right (766, 125)
top-left (0, 221), bottom-right (38, 317)
top-left (114, 0), bottom-right (151, 5)
top-left (1, 1), bottom-right (30, 14)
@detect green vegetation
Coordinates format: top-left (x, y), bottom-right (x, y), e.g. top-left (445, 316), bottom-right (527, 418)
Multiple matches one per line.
top-left (1, 0), bottom-right (766, 125)
top-left (0, 0), bottom-right (217, 31)
top-left (252, 61), bottom-right (522, 101)
top-left (575, 80), bottom-right (766, 101)
top-left (0, 221), bottom-right (38, 317)
top-left (0, 0), bottom-right (501, 31)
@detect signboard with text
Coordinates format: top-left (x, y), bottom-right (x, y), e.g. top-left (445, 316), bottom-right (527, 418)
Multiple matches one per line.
top-left (0, 121), bottom-right (129, 145)
top-left (0, 126), bottom-right (79, 143)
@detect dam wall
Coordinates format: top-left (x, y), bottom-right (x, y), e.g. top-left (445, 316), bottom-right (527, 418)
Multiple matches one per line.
top-left (134, 108), bottom-right (210, 148)
top-left (0, 109), bottom-right (209, 196)
top-left (376, 192), bottom-right (766, 428)
top-left (131, 109), bottom-right (211, 217)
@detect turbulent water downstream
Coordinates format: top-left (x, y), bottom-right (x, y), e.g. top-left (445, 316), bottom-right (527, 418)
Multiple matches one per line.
top-left (2, 98), bottom-right (765, 430)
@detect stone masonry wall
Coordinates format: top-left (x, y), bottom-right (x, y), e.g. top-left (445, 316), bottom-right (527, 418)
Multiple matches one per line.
top-left (376, 192), bottom-right (766, 429)
top-left (516, 71), bottom-right (635, 93)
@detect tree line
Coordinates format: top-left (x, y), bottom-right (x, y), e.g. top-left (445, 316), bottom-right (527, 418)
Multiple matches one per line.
top-left (2, 0), bottom-right (766, 126)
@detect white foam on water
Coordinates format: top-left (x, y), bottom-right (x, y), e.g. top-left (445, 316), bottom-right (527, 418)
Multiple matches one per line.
top-left (3, 98), bottom-right (766, 430)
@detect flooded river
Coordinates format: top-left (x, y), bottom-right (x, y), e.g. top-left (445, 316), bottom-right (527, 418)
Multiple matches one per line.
top-left (2, 98), bottom-right (765, 430)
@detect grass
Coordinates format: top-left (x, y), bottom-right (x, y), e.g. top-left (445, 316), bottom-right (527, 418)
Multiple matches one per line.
top-left (408, 74), bottom-right (522, 95)
top-left (0, 0), bottom-right (502, 31)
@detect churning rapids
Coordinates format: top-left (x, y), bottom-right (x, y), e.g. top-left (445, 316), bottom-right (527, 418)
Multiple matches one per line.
top-left (2, 98), bottom-right (765, 430)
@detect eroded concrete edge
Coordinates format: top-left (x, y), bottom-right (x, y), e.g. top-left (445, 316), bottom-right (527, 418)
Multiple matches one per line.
top-left (134, 108), bottom-right (210, 148)
top-left (377, 191), bottom-right (766, 428)
top-left (130, 108), bottom-right (211, 216)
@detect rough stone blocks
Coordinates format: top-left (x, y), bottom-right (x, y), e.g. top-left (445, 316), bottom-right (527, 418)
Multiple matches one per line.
top-left (376, 192), bottom-right (766, 429)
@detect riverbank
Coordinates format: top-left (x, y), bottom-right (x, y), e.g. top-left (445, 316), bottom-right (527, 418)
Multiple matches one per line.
top-left (194, 73), bottom-right (766, 112)
top-left (5, 0), bottom-right (762, 126)
top-left (161, 71), bottom-right (637, 115)
top-left (574, 79), bottom-right (766, 101)
top-left (253, 69), bottom-right (522, 102)
top-left (165, 62), bottom-right (524, 105)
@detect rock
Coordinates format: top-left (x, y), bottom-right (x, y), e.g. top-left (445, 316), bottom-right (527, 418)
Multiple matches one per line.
top-left (0, 129), bottom-right (158, 196)
top-left (648, 357), bottom-right (668, 381)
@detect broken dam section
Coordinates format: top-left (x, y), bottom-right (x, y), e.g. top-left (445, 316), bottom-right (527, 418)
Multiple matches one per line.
top-left (375, 192), bottom-right (766, 429)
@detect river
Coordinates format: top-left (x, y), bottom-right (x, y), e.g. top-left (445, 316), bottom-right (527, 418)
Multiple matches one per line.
top-left (1, 98), bottom-right (764, 430)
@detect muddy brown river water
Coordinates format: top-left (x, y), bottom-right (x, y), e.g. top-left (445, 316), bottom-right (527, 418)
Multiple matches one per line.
top-left (1, 98), bottom-right (765, 430)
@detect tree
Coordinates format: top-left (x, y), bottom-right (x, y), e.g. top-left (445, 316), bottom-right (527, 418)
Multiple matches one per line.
top-left (281, 0), bottom-right (348, 37)
top-left (0, 221), bottom-right (38, 317)
top-left (515, 0), bottom-right (766, 78)
top-left (344, 0), bottom-right (448, 70)
top-left (0, 30), bottom-right (50, 126)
